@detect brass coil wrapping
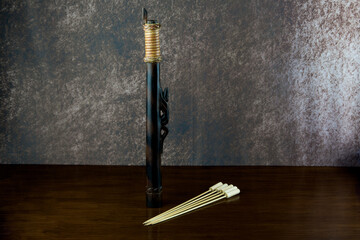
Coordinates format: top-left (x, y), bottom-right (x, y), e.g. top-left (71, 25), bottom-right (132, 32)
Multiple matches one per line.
top-left (143, 23), bottom-right (161, 63)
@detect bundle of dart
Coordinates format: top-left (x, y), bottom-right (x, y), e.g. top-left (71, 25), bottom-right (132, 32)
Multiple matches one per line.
top-left (143, 182), bottom-right (240, 226)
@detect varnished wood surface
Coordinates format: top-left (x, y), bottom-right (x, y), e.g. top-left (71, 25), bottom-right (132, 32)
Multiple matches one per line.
top-left (0, 165), bottom-right (359, 239)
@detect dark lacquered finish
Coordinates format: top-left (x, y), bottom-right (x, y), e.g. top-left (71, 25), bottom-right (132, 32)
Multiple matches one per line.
top-left (0, 165), bottom-right (359, 239)
top-left (145, 62), bottom-right (169, 208)
top-left (146, 62), bottom-right (162, 208)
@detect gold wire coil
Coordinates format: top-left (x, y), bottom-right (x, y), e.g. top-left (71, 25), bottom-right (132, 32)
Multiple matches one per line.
top-left (143, 23), bottom-right (161, 63)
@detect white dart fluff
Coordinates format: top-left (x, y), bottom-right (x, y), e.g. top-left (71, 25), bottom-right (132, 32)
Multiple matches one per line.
top-left (143, 182), bottom-right (240, 226)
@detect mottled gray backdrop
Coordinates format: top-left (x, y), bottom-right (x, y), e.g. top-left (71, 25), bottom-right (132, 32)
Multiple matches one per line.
top-left (0, 0), bottom-right (359, 165)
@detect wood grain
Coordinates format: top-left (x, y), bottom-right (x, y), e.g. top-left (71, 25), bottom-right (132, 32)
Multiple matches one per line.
top-left (0, 165), bottom-right (359, 239)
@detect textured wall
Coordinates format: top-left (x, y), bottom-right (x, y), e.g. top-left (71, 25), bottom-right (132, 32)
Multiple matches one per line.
top-left (0, 0), bottom-right (359, 166)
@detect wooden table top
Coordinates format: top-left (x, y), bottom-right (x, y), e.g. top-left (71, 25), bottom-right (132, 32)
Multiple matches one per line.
top-left (0, 165), bottom-right (359, 239)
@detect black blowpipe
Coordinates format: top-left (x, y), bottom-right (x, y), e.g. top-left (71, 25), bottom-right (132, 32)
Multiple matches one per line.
top-left (143, 8), bottom-right (169, 208)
